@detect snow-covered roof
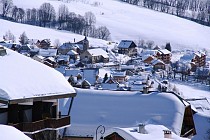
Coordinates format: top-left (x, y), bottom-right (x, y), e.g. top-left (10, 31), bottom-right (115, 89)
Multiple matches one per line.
top-left (141, 50), bottom-right (158, 56)
top-left (158, 49), bottom-right (171, 55)
top-left (112, 71), bottom-right (126, 77)
top-left (151, 59), bottom-right (165, 65)
top-left (118, 40), bottom-right (133, 48)
top-left (0, 48), bottom-right (76, 103)
top-left (67, 49), bottom-right (78, 55)
top-left (101, 124), bottom-right (189, 140)
top-left (120, 65), bottom-right (135, 70)
top-left (0, 125), bottom-right (32, 140)
top-left (60, 89), bottom-right (189, 137)
top-left (194, 52), bottom-right (201, 57)
top-left (33, 55), bottom-right (45, 60)
top-left (142, 55), bottom-right (155, 61)
top-left (180, 53), bottom-right (195, 62)
top-left (38, 48), bottom-right (57, 57)
top-left (57, 55), bottom-right (70, 61)
top-left (88, 48), bottom-right (109, 58)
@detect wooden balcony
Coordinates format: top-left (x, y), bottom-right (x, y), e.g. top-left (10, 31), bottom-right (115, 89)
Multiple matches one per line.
top-left (10, 116), bottom-right (70, 133)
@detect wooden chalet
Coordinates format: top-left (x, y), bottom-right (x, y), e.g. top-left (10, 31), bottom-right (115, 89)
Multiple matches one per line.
top-left (117, 40), bottom-right (137, 57)
top-left (0, 47), bottom-right (76, 140)
top-left (36, 39), bottom-right (51, 49)
top-left (112, 71), bottom-right (127, 83)
top-left (80, 48), bottom-right (109, 64)
top-left (151, 59), bottom-right (165, 70)
top-left (157, 49), bottom-right (172, 64)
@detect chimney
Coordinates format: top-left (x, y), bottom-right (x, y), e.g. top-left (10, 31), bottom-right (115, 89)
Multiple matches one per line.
top-left (138, 123), bottom-right (146, 134)
top-left (163, 130), bottom-right (172, 139)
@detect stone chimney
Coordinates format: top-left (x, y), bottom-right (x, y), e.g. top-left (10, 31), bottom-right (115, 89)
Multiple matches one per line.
top-left (163, 130), bottom-right (172, 139)
top-left (138, 123), bottom-right (146, 134)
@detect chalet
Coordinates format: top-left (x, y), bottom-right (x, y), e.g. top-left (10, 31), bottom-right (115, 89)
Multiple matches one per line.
top-left (70, 89), bottom-right (196, 138)
top-left (57, 55), bottom-right (70, 66)
top-left (180, 51), bottom-right (207, 72)
top-left (151, 59), bottom-right (165, 70)
top-left (17, 44), bottom-right (33, 54)
top-left (0, 47), bottom-right (76, 140)
top-left (142, 55), bottom-right (155, 64)
top-left (101, 124), bottom-right (189, 140)
top-left (32, 55), bottom-right (45, 63)
top-left (141, 49), bottom-right (171, 64)
top-left (117, 40), bottom-right (137, 57)
top-left (38, 48), bottom-right (57, 57)
top-left (58, 42), bottom-right (80, 55)
top-left (67, 49), bottom-right (79, 61)
top-left (80, 48), bottom-right (109, 64)
top-left (43, 57), bottom-right (58, 68)
top-left (112, 71), bottom-right (127, 83)
top-left (81, 80), bottom-right (91, 89)
top-left (101, 77), bottom-right (119, 90)
top-left (36, 39), bottom-right (51, 49)
top-left (157, 49), bottom-right (172, 64)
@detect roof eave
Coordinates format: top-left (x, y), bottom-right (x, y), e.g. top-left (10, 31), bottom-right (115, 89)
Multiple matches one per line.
top-left (8, 92), bottom-right (77, 104)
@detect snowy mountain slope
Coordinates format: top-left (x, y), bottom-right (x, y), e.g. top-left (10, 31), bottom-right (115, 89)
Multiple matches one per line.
top-left (12, 0), bottom-right (210, 51)
top-left (0, 19), bottom-right (109, 47)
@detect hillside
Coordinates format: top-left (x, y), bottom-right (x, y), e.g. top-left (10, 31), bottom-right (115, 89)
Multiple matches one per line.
top-left (9, 0), bottom-right (210, 51)
top-left (0, 19), bottom-right (109, 47)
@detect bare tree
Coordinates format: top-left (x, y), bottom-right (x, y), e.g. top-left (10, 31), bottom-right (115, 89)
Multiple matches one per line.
top-left (84, 11), bottom-right (96, 36)
top-left (19, 32), bottom-right (28, 45)
top-left (17, 8), bottom-right (25, 23)
top-left (3, 30), bottom-right (15, 42)
top-left (84, 11), bottom-right (96, 26)
top-left (58, 4), bottom-right (69, 28)
top-left (1, 0), bottom-right (13, 17)
top-left (96, 26), bottom-right (111, 40)
top-left (38, 3), bottom-right (56, 27)
top-left (11, 5), bottom-right (18, 21)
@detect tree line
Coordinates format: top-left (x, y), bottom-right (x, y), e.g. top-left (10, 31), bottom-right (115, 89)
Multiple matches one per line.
top-left (120, 0), bottom-right (210, 26)
top-left (0, 0), bottom-right (111, 40)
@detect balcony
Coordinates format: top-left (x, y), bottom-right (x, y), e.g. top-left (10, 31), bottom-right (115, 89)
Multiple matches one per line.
top-left (10, 116), bottom-right (70, 134)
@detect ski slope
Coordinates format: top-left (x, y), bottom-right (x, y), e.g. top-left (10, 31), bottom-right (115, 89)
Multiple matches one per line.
top-left (10, 0), bottom-right (210, 51)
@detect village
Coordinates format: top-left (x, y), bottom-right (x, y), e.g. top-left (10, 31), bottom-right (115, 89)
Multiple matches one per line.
top-left (0, 36), bottom-right (210, 140)
top-left (0, 36), bottom-right (209, 91)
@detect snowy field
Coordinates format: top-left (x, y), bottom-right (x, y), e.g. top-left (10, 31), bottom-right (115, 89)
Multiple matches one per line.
top-left (10, 0), bottom-right (210, 51)
top-left (1, 0), bottom-right (210, 139)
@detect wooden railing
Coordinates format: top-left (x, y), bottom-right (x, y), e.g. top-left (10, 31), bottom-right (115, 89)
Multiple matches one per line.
top-left (10, 116), bottom-right (70, 133)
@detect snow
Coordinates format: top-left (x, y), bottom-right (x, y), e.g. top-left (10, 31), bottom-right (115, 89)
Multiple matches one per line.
top-left (1, 0), bottom-right (208, 52)
top-left (180, 53), bottom-right (195, 63)
top-left (0, 48), bottom-right (75, 101)
top-left (159, 49), bottom-right (171, 55)
top-left (0, 19), bottom-right (109, 49)
top-left (169, 80), bottom-right (210, 140)
top-left (60, 88), bottom-right (188, 137)
top-left (0, 125), bottom-right (32, 140)
top-left (118, 40), bottom-right (133, 48)
top-left (88, 48), bottom-right (108, 58)
top-left (101, 124), bottom-right (189, 140)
